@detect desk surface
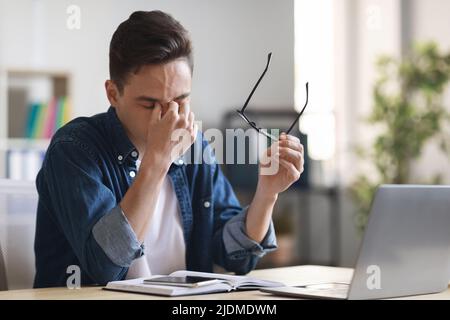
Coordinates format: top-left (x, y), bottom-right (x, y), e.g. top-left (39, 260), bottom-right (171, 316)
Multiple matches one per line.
top-left (0, 265), bottom-right (449, 300)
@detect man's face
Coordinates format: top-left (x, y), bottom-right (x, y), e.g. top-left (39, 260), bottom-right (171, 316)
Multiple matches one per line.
top-left (106, 58), bottom-right (192, 151)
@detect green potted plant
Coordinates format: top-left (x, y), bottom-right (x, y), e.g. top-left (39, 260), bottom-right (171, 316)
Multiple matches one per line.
top-left (351, 42), bottom-right (450, 232)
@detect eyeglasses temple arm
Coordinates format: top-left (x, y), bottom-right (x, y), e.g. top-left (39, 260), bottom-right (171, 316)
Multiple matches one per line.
top-left (241, 52), bottom-right (272, 112)
top-left (286, 82), bottom-right (309, 134)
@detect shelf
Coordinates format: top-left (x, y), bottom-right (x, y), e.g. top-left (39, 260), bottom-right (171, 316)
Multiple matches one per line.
top-left (6, 69), bottom-right (70, 78)
top-left (0, 68), bottom-right (71, 179)
top-left (2, 68), bottom-right (71, 140)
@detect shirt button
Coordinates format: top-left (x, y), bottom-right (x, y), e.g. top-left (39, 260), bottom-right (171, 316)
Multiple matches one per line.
top-left (131, 151), bottom-right (138, 158)
top-left (178, 159), bottom-right (184, 165)
top-left (129, 171), bottom-right (136, 178)
top-left (203, 201), bottom-right (210, 208)
top-left (117, 155), bottom-right (123, 161)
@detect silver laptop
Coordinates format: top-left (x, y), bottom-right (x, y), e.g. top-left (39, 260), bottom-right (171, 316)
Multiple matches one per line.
top-left (261, 185), bottom-right (450, 299)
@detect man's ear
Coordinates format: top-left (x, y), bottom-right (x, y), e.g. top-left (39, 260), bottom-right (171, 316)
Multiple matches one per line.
top-left (105, 80), bottom-right (120, 106)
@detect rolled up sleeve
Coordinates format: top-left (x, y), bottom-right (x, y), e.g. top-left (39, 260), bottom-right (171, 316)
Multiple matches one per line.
top-left (92, 205), bottom-right (144, 267)
top-left (44, 141), bottom-right (142, 284)
top-left (222, 208), bottom-right (277, 259)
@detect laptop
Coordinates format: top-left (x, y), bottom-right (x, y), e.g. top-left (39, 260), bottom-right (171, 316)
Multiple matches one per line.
top-left (261, 185), bottom-right (450, 299)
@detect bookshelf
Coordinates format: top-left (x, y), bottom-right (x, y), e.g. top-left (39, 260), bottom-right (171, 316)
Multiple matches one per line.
top-left (0, 69), bottom-right (71, 180)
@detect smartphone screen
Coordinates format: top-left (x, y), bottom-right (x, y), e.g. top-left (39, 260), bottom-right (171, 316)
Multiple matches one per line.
top-left (144, 276), bottom-right (220, 287)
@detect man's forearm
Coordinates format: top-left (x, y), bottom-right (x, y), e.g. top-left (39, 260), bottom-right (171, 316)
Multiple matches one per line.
top-left (119, 159), bottom-right (167, 242)
top-left (245, 183), bottom-right (278, 243)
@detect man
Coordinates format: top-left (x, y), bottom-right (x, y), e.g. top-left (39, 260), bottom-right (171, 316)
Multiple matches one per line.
top-left (33, 10), bottom-right (304, 288)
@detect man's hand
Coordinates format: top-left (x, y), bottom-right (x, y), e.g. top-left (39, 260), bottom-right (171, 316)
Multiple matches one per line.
top-left (120, 101), bottom-right (197, 241)
top-left (258, 133), bottom-right (305, 197)
top-left (141, 101), bottom-right (198, 174)
top-left (245, 133), bottom-right (304, 243)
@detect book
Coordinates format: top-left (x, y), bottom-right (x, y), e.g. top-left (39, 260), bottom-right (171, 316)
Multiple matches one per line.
top-left (43, 97), bottom-right (57, 138)
top-left (24, 96), bottom-right (71, 139)
top-left (34, 102), bottom-right (47, 138)
top-left (104, 270), bottom-right (284, 297)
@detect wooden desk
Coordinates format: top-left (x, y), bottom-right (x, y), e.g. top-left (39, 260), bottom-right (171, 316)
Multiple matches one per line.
top-left (0, 265), bottom-right (449, 300)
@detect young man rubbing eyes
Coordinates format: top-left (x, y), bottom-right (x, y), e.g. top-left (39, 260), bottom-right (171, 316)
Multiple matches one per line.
top-left (33, 10), bottom-right (305, 288)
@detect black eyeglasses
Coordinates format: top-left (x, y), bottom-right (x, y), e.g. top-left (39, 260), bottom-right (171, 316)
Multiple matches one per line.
top-left (236, 52), bottom-right (309, 141)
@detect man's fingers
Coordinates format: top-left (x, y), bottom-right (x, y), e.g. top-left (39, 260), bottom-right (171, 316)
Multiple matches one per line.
top-left (191, 122), bottom-right (199, 143)
top-left (262, 141), bottom-right (279, 158)
top-left (166, 101), bottom-right (188, 130)
top-left (179, 101), bottom-right (190, 118)
top-left (279, 158), bottom-right (301, 181)
top-left (166, 101), bottom-right (179, 119)
top-left (187, 111), bottom-right (196, 142)
top-left (271, 152), bottom-right (302, 178)
top-left (279, 147), bottom-right (303, 171)
top-left (150, 102), bottom-right (162, 123)
top-left (177, 102), bottom-right (190, 130)
top-left (280, 133), bottom-right (301, 144)
top-left (188, 111), bottom-right (195, 130)
top-left (278, 139), bottom-right (303, 153)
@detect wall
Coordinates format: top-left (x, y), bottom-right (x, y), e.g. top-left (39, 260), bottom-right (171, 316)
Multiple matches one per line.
top-left (331, 0), bottom-right (405, 267)
top-left (0, 0), bottom-right (295, 129)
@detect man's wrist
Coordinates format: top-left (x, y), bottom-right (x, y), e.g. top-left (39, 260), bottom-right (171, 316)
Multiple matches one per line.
top-left (255, 182), bottom-right (278, 204)
top-left (139, 154), bottom-right (170, 180)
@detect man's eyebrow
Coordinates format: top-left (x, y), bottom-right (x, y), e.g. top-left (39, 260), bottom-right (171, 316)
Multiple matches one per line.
top-left (136, 96), bottom-right (159, 102)
top-left (175, 92), bottom-right (191, 100)
top-left (136, 92), bottom-right (190, 102)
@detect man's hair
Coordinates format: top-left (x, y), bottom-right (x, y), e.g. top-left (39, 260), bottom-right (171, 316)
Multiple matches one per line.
top-left (109, 10), bottom-right (193, 93)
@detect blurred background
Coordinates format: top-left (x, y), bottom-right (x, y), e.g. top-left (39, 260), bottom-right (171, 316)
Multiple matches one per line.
top-left (1, 0), bottom-right (450, 289)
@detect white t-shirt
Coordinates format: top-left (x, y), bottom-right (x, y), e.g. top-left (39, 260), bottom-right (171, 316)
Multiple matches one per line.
top-left (126, 162), bottom-right (186, 279)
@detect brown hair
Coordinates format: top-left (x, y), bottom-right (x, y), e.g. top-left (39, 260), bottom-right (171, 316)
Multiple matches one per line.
top-left (109, 10), bottom-right (193, 93)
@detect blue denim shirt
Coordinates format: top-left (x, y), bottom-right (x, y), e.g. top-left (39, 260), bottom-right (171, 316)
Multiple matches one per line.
top-left (34, 106), bottom-right (277, 288)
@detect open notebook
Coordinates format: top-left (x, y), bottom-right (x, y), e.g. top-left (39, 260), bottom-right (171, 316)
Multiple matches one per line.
top-left (104, 270), bottom-right (284, 297)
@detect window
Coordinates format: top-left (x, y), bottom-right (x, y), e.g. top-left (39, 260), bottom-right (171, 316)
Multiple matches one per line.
top-left (294, 0), bottom-right (335, 161)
